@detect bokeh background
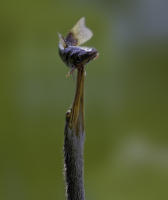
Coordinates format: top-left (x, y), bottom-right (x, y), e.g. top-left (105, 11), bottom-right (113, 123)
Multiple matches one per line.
top-left (1, 0), bottom-right (168, 199)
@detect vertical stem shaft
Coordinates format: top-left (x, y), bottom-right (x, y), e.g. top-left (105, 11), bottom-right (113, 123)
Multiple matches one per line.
top-left (64, 67), bottom-right (85, 200)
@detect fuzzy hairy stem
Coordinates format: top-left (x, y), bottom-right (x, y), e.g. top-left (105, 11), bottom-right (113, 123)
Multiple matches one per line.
top-left (64, 67), bottom-right (85, 200)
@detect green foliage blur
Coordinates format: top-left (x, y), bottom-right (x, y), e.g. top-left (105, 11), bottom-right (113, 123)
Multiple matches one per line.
top-left (1, 0), bottom-right (168, 199)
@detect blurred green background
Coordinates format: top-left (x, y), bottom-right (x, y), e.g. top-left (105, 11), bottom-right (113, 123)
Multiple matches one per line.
top-left (1, 0), bottom-right (168, 199)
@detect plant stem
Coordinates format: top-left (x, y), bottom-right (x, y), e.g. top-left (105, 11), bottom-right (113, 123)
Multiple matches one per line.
top-left (64, 66), bottom-right (85, 200)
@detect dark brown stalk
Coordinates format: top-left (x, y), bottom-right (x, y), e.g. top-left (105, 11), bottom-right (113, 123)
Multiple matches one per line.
top-left (64, 66), bottom-right (85, 200)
